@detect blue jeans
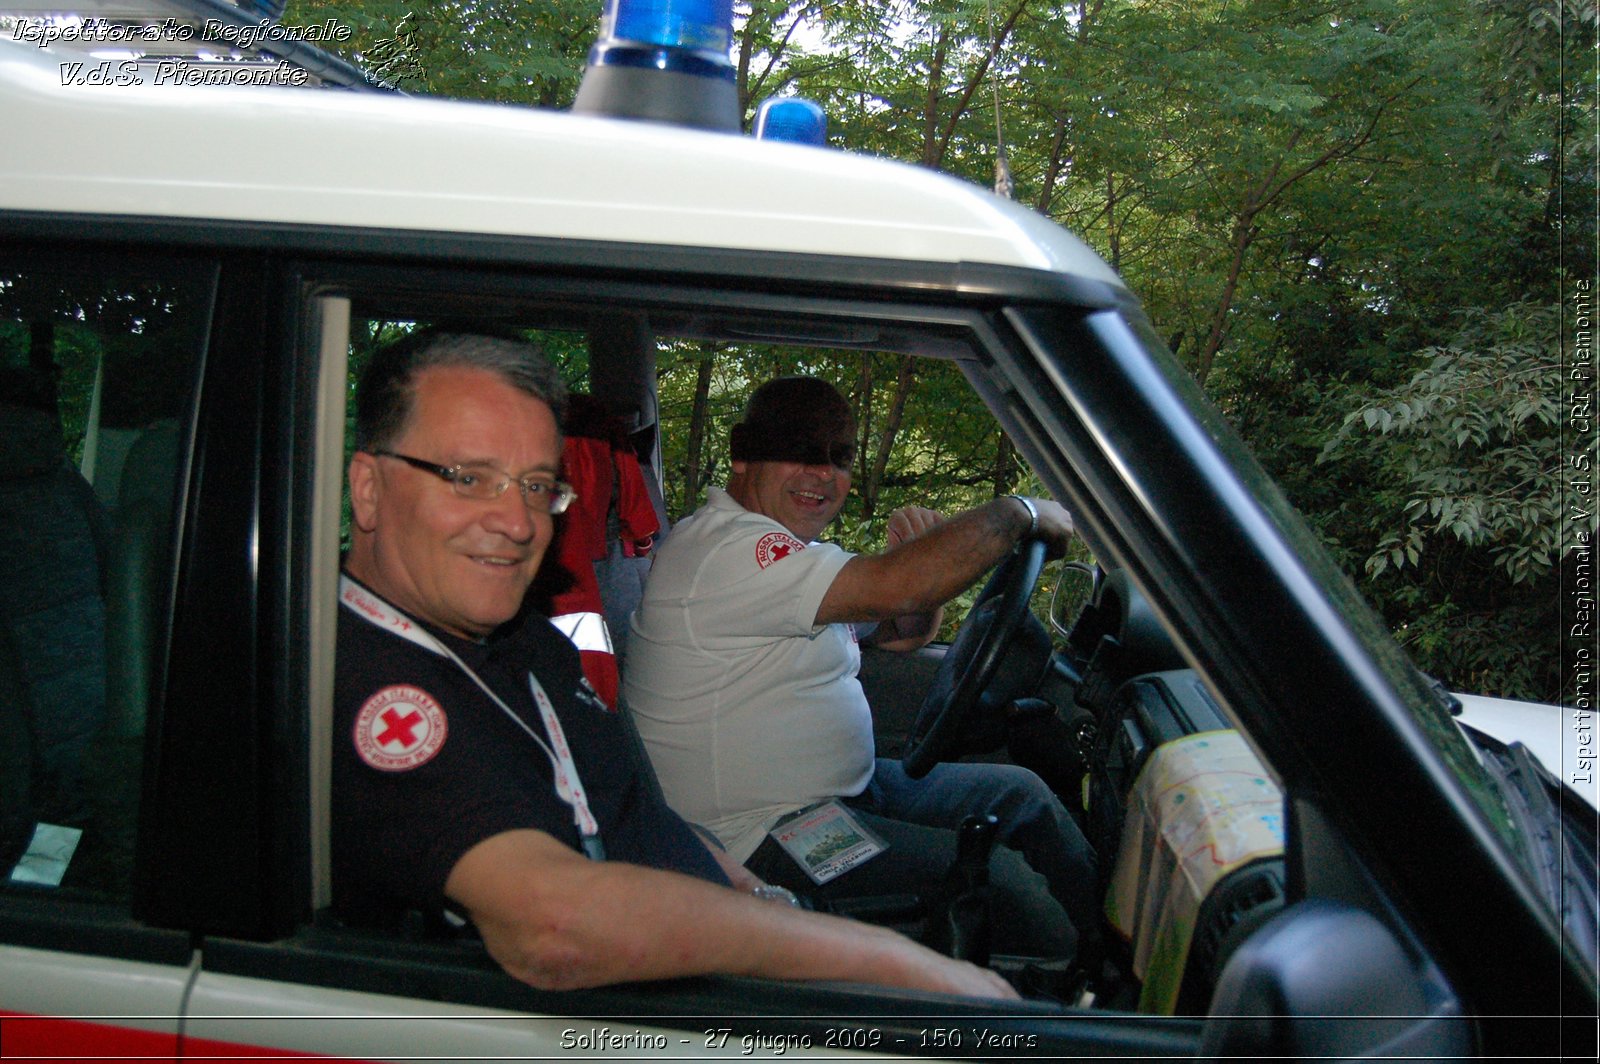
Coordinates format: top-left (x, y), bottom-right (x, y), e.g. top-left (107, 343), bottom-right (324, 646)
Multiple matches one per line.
top-left (747, 758), bottom-right (1097, 957)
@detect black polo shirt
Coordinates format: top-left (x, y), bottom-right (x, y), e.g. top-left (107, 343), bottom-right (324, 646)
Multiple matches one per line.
top-left (331, 576), bottom-right (726, 927)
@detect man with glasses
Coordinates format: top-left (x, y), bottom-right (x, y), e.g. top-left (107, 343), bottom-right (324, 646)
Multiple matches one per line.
top-left (628, 377), bottom-right (1101, 961)
top-left (333, 331), bottom-right (1014, 997)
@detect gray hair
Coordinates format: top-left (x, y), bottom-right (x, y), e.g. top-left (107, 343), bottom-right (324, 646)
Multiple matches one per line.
top-left (354, 329), bottom-right (568, 453)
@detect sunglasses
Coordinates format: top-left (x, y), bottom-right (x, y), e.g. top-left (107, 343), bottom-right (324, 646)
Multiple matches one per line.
top-left (746, 437), bottom-right (856, 470)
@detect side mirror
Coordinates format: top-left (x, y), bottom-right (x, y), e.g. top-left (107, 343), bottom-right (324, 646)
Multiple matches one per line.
top-left (1049, 560), bottom-right (1100, 642)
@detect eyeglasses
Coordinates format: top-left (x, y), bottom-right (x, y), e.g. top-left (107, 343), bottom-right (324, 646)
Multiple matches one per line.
top-left (374, 451), bottom-right (577, 515)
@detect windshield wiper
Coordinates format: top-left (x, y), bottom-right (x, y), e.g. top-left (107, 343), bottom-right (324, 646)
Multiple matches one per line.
top-left (1467, 726), bottom-right (1599, 972)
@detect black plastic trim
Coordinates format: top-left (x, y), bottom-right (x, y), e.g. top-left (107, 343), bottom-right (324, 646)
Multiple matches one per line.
top-left (255, 275), bottom-right (317, 937)
top-left (1199, 899), bottom-right (1473, 1060)
top-left (134, 254), bottom-right (282, 939)
top-left (0, 895), bottom-right (192, 967)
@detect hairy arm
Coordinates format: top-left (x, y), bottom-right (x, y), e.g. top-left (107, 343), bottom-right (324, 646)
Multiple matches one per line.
top-left (818, 497), bottom-right (1072, 627)
top-left (445, 828), bottom-right (1017, 998)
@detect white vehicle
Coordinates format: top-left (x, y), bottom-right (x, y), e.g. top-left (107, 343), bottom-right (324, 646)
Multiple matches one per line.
top-left (1, 2), bottom-right (1593, 1059)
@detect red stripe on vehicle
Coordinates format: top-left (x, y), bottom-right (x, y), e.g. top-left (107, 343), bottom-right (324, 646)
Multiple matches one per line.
top-left (1, 1011), bottom-right (373, 1061)
top-left (180, 1034), bottom-right (344, 1059)
top-left (1, 1011), bottom-right (177, 1058)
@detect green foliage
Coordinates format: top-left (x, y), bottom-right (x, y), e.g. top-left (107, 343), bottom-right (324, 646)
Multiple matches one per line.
top-left (286, 1), bottom-right (594, 104)
top-left (1312, 303), bottom-right (1579, 700)
top-left (1320, 303), bottom-right (1571, 585)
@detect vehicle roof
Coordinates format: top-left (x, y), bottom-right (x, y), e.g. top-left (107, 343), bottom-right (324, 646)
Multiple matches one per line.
top-left (1, 38), bottom-right (1124, 288)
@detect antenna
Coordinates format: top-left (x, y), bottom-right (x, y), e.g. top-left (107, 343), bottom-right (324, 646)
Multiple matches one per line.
top-left (988, 0), bottom-right (1013, 199)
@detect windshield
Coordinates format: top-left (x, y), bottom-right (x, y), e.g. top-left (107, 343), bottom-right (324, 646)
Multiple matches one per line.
top-left (1138, 308), bottom-right (1520, 838)
top-left (1017, 301), bottom-right (1523, 850)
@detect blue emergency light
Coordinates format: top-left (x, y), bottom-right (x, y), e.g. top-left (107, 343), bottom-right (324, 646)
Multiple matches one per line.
top-left (572, 0), bottom-right (739, 132)
top-left (609, 0), bottom-right (730, 52)
top-left (753, 97), bottom-right (827, 146)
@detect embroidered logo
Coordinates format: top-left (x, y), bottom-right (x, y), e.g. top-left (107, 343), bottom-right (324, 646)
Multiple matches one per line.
top-left (755, 531), bottom-right (806, 569)
top-left (353, 685), bottom-right (448, 772)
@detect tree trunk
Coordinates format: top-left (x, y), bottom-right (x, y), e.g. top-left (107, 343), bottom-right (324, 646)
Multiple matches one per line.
top-left (862, 356), bottom-right (916, 519)
top-left (1103, 172), bottom-right (1121, 272)
top-left (683, 348), bottom-right (715, 510)
top-left (991, 432), bottom-right (1016, 497)
top-left (921, 25), bottom-right (948, 168)
top-left (1194, 215), bottom-right (1254, 385)
top-left (853, 358), bottom-right (874, 487)
top-left (1034, 117), bottom-right (1072, 215)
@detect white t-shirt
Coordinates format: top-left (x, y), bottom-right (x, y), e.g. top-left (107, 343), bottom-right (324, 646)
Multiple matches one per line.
top-left (625, 488), bottom-right (875, 862)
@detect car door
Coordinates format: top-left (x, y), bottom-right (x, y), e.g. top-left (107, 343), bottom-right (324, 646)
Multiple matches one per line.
top-left (152, 248), bottom-right (1211, 1060)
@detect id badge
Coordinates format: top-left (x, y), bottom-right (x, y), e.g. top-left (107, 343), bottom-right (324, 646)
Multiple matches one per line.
top-left (768, 800), bottom-right (888, 884)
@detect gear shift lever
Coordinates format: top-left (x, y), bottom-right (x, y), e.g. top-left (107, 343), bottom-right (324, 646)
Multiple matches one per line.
top-left (943, 813), bottom-right (998, 965)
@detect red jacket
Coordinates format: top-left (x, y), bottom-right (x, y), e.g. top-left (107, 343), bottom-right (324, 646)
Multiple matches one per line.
top-left (547, 398), bottom-right (658, 709)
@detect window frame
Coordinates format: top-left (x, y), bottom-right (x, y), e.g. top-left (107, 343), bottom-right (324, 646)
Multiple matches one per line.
top-left (180, 254), bottom-right (1211, 1057)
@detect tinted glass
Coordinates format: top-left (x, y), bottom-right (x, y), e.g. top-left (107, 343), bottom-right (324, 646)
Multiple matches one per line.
top-left (0, 252), bottom-right (210, 902)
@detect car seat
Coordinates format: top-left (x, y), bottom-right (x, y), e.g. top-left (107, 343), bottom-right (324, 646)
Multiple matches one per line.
top-left (0, 396), bottom-right (110, 870)
top-left (104, 419), bottom-right (180, 739)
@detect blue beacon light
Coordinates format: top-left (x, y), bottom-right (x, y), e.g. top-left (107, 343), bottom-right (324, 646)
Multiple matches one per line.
top-left (573, 0), bottom-right (739, 132)
top-left (753, 97), bottom-right (827, 146)
top-left (610, 0), bottom-right (731, 52)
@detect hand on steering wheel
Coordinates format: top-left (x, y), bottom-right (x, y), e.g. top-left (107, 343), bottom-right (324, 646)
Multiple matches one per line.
top-left (900, 538), bottom-right (1049, 778)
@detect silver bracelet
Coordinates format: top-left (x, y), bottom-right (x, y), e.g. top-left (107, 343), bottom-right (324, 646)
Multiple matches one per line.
top-left (1005, 494), bottom-right (1039, 538)
top-left (751, 884), bottom-right (803, 907)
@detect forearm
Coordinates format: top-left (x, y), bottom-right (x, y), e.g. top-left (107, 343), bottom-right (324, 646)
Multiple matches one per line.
top-left (447, 829), bottom-right (1015, 997)
top-left (866, 604), bottom-right (945, 652)
top-left (820, 498), bottom-right (1030, 624)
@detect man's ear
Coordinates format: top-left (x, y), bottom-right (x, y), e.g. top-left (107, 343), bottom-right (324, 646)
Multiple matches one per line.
top-left (349, 452), bottom-right (381, 533)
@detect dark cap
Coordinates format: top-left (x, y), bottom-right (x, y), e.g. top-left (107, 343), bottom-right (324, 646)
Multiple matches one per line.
top-left (730, 376), bottom-right (857, 470)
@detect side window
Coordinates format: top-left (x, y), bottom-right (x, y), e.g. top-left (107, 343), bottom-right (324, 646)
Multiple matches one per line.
top-left (0, 252), bottom-right (209, 904)
top-left (653, 344), bottom-right (1085, 636)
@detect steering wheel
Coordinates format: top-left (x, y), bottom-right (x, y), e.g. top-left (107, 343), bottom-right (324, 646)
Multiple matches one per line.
top-left (900, 538), bottom-right (1049, 778)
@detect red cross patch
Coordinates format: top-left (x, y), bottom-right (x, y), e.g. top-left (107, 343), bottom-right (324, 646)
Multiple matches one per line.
top-left (755, 531), bottom-right (806, 569)
top-left (353, 685), bottom-right (448, 772)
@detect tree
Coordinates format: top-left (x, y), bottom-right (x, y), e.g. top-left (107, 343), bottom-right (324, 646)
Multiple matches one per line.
top-left (1316, 303), bottom-right (1579, 699)
top-left (286, 1), bottom-right (594, 104)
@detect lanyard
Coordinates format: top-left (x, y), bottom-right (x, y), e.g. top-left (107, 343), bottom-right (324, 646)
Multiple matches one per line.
top-left (340, 575), bottom-right (605, 860)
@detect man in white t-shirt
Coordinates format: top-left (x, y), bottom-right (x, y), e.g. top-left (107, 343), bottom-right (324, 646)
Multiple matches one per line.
top-left (627, 377), bottom-right (1099, 958)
